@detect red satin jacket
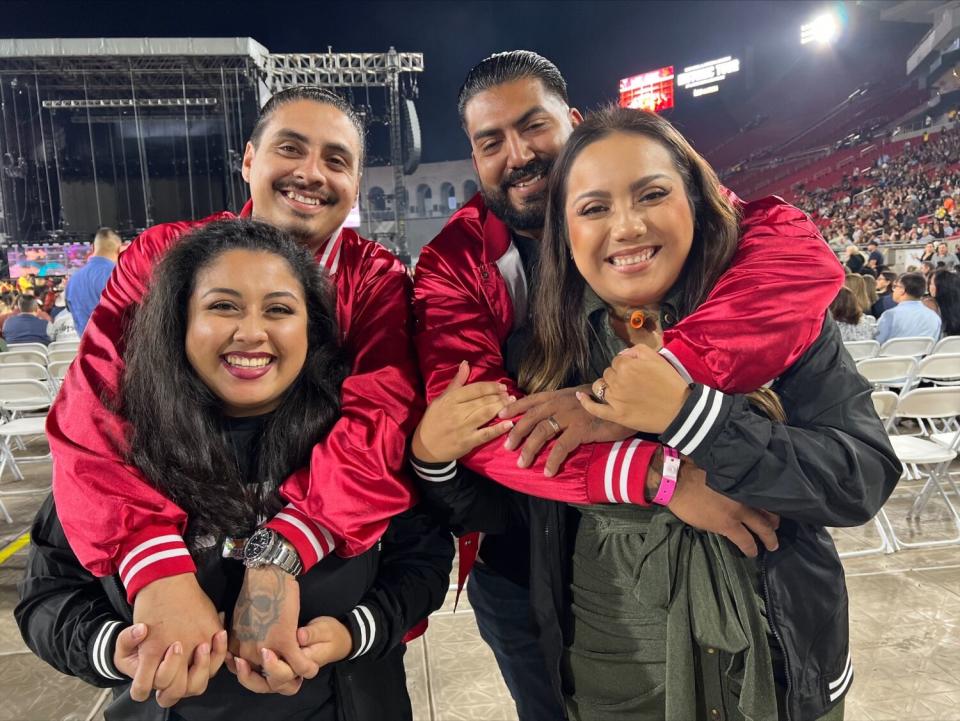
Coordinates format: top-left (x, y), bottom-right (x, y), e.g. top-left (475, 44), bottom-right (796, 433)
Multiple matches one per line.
top-left (48, 201), bottom-right (422, 601)
top-left (413, 189), bottom-right (845, 508)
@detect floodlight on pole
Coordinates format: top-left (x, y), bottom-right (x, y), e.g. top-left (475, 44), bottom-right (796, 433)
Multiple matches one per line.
top-left (801, 13), bottom-right (839, 45)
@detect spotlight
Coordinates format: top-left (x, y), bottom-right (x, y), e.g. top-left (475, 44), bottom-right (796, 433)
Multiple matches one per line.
top-left (801, 12), bottom-right (839, 45)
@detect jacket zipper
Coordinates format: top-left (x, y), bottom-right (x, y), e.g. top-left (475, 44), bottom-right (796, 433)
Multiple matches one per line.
top-left (760, 555), bottom-right (792, 721)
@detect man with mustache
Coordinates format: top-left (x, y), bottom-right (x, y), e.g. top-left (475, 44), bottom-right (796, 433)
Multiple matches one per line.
top-left (47, 87), bottom-right (422, 706)
top-left (411, 51), bottom-right (844, 719)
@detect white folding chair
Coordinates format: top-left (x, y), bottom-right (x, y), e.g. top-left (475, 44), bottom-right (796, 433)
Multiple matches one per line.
top-left (879, 336), bottom-right (936, 358)
top-left (856, 356), bottom-right (919, 393)
top-left (884, 387), bottom-right (960, 549)
top-left (872, 390), bottom-right (900, 433)
top-left (0, 379), bottom-right (55, 417)
top-left (47, 360), bottom-right (71, 391)
top-left (844, 340), bottom-right (880, 361)
top-left (918, 353), bottom-right (960, 387)
top-left (0, 350), bottom-right (48, 367)
top-left (0, 414), bottom-right (49, 523)
top-left (46, 348), bottom-right (78, 365)
top-left (0, 363), bottom-right (49, 383)
top-left (6, 342), bottom-right (48, 356)
top-left (933, 336), bottom-right (960, 355)
top-left (48, 339), bottom-right (80, 353)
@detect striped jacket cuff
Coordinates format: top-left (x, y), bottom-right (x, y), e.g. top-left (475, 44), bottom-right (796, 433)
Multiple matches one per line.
top-left (118, 532), bottom-right (196, 602)
top-left (410, 457), bottom-right (458, 483)
top-left (90, 620), bottom-right (127, 682)
top-left (343, 604), bottom-right (379, 660)
top-left (659, 384), bottom-right (733, 457)
top-left (264, 504), bottom-right (336, 573)
top-left (585, 438), bottom-right (657, 505)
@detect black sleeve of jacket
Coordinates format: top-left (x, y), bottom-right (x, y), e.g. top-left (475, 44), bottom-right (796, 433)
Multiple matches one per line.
top-left (14, 494), bottom-right (131, 687)
top-left (339, 504), bottom-right (454, 662)
top-left (660, 317), bottom-right (902, 527)
top-left (410, 458), bottom-right (528, 536)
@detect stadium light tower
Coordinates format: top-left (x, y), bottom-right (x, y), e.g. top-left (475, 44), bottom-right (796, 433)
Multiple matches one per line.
top-left (801, 12), bottom-right (840, 46)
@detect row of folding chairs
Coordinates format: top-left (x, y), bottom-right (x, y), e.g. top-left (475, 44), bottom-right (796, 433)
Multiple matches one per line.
top-left (844, 335), bottom-right (960, 361)
top-left (855, 353), bottom-right (960, 394)
top-left (1, 343), bottom-right (79, 368)
top-left (0, 378), bottom-right (54, 522)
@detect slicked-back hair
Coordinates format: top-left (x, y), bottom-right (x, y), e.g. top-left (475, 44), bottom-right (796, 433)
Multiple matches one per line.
top-left (120, 219), bottom-right (349, 542)
top-left (249, 86), bottom-right (366, 167)
top-left (457, 50), bottom-right (568, 128)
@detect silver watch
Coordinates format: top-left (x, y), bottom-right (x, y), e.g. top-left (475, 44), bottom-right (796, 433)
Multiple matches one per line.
top-left (242, 528), bottom-right (303, 576)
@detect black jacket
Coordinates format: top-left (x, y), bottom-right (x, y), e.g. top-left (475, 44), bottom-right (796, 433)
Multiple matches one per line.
top-left (419, 317), bottom-right (901, 721)
top-left (16, 496), bottom-right (454, 721)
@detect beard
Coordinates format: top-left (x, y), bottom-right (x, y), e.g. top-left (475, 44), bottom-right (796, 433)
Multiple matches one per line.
top-left (479, 157), bottom-right (554, 232)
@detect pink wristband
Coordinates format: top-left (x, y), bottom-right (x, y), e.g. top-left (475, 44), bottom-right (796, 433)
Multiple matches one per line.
top-left (652, 446), bottom-right (681, 506)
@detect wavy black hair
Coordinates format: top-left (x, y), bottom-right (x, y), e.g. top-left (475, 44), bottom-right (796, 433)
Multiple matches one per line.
top-left (120, 219), bottom-right (348, 540)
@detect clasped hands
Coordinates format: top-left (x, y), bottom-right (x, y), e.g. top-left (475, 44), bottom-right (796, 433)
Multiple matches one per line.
top-left (121, 567), bottom-right (352, 707)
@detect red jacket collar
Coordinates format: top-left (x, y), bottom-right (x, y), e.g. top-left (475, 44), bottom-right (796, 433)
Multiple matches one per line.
top-left (449, 192), bottom-right (513, 265)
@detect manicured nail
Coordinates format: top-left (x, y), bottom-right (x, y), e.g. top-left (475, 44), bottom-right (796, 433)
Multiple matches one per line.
top-left (130, 623), bottom-right (146, 640)
top-left (261, 648), bottom-right (270, 663)
top-left (173, 642), bottom-right (183, 656)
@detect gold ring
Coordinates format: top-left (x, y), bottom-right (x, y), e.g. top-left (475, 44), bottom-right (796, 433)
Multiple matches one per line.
top-left (546, 415), bottom-right (561, 433)
top-left (592, 379), bottom-right (608, 403)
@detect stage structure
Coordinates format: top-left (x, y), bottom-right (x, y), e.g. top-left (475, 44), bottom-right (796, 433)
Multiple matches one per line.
top-left (0, 38), bottom-right (423, 262)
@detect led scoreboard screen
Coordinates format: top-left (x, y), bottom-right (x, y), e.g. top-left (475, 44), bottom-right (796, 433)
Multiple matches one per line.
top-left (618, 66), bottom-right (675, 113)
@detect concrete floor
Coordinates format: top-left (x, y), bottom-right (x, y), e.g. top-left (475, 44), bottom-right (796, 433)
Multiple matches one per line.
top-left (3, 437), bottom-right (960, 721)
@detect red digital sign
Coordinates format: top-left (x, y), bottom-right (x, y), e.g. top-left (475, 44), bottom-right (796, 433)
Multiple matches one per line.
top-left (618, 66), bottom-right (675, 113)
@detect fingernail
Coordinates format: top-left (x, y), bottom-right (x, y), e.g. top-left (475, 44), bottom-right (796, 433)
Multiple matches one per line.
top-left (504, 421), bottom-right (514, 429)
top-left (508, 395), bottom-right (516, 402)
top-left (261, 648), bottom-right (270, 663)
top-left (297, 628), bottom-right (308, 645)
top-left (503, 438), bottom-right (514, 450)
top-left (575, 392), bottom-right (584, 401)
top-left (545, 467), bottom-right (555, 477)
top-left (199, 643), bottom-right (210, 655)
top-left (498, 384), bottom-right (508, 391)
top-left (131, 623), bottom-right (146, 639)
top-left (173, 642), bottom-right (183, 656)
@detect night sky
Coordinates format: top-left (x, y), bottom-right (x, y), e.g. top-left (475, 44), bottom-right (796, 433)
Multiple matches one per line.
top-left (3, 1), bottom-right (925, 163)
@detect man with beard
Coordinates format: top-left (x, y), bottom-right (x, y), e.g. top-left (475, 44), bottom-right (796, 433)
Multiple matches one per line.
top-left (47, 87), bottom-right (421, 706)
top-left (412, 51), bottom-right (844, 719)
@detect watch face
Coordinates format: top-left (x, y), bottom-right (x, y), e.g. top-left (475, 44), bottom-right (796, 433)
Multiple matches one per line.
top-left (244, 530), bottom-right (272, 561)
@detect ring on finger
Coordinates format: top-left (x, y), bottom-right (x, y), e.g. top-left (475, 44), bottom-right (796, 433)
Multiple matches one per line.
top-left (546, 415), bottom-right (561, 434)
top-left (592, 379), bottom-right (608, 403)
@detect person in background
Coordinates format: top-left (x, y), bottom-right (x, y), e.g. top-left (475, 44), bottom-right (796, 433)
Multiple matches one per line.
top-left (936, 242), bottom-right (958, 270)
top-left (845, 244), bottom-right (865, 274)
top-left (844, 273), bottom-right (874, 317)
top-left (866, 239), bottom-right (884, 267)
top-left (831, 287), bottom-right (877, 342)
top-left (47, 295), bottom-right (77, 342)
top-left (926, 270), bottom-right (960, 337)
top-left (66, 227), bottom-right (122, 335)
top-left (876, 272), bottom-right (942, 344)
top-left (2, 295), bottom-right (52, 345)
top-left (872, 270), bottom-right (897, 317)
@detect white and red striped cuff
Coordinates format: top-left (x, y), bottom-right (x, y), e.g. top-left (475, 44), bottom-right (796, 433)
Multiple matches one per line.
top-left (585, 438), bottom-right (657, 505)
top-left (118, 533), bottom-right (195, 602)
top-left (264, 504), bottom-right (336, 572)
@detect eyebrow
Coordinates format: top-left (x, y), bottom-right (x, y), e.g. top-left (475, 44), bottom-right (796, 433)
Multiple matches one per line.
top-left (571, 174), bottom-right (671, 204)
top-left (471, 105), bottom-right (549, 143)
top-left (201, 288), bottom-right (301, 301)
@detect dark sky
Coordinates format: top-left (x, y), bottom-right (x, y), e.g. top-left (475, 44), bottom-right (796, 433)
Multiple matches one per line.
top-left (2, 0), bottom-right (923, 163)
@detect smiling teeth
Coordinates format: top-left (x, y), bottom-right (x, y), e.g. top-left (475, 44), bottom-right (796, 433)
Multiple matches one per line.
top-left (225, 355), bottom-right (272, 368)
top-left (512, 174), bottom-right (543, 189)
top-left (286, 191), bottom-right (321, 206)
top-left (610, 248), bottom-right (656, 266)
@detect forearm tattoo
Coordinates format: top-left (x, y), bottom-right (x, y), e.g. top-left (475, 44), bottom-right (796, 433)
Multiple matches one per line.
top-left (233, 566), bottom-right (287, 643)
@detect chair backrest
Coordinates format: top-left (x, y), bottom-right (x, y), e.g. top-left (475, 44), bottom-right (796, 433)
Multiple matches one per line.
top-left (6, 342), bottom-right (48, 356)
top-left (857, 356), bottom-right (919, 388)
top-left (48, 339), bottom-right (80, 352)
top-left (895, 387), bottom-right (960, 421)
top-left (0, 379), bottom-right (54, 410)
top-left (0, 363), bottom-right (49, 381)
top-left (0, 350), bottom-right (48, 366)
top-left (46, 349), bottom-right (78, 365)
top-left (918, 354), bottom-right (960, 384)
top-left (871, 390), bottom-right (900, 421)
top-left (46, 360), bottom-right (71, 384)
top-left (844, 340), bottom-right (880, 361)
top-left (880, 336), bottom-right (936, 358)
top-left (933, 336), bottom-right (960, 355)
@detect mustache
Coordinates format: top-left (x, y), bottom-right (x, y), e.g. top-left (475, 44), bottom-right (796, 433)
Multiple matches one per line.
top-left (501, 158), bottom-right (553, 191)
top-left (275, 181), bottom-right (340, 206)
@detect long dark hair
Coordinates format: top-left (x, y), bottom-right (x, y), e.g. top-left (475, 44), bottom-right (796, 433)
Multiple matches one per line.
top-left (120, 219), bottom-right (348, 540)
top-left (934, 270), bottom-right (960, 336)
top-left (830, 286), bottom-right (863, 325)
top-left (519, 105), bottom-right (741, 392)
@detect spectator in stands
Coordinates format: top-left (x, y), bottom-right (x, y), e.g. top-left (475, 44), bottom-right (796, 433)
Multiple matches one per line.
top-left (2, 295), bottom-right (52, 345)
top-left (47, 295), bottom-right (76, 342)
top-left (831, 287), bottom-right (877, 342)
top-left (876, 272), bottom-right (942, 344)
top-left (844, 273), bottom-right (875, 317)
top-left (66, 227), bottom-right (122, 335)
top-left (921, 260), bottom-right (935, 280)
top-left (927, 269), bottom-right (960, 337)
top-left (936, 242), bottom-right (958, 270)
top-left (861, 273), bottom-right (879, 310)
top-left (873, 270), bottom-right (898, 317)
top-left (866, 239), bottom-right (884, 267)
top-left (845, 244), bottom-right (865, 273)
